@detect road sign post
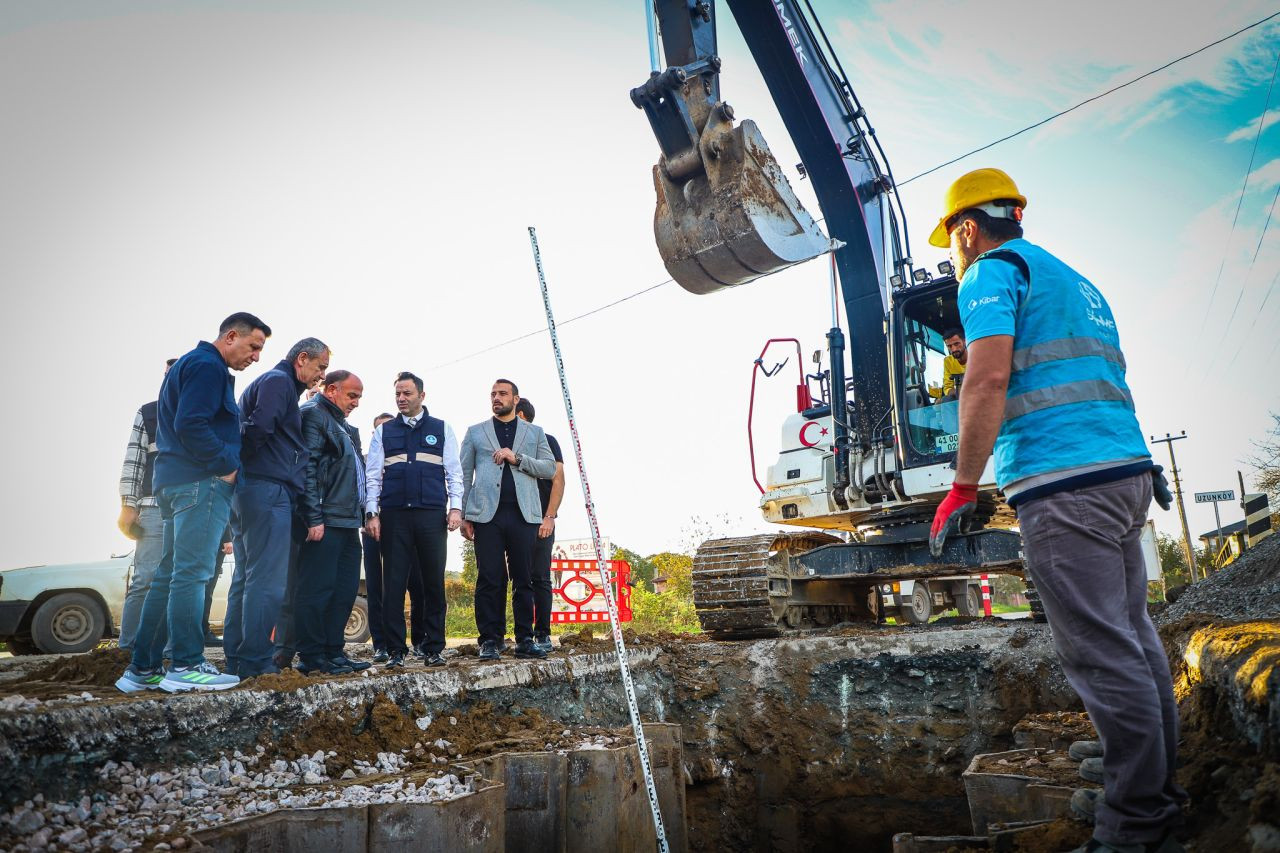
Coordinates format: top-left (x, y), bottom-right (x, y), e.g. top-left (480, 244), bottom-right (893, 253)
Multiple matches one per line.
top-left (1194, 489), bottom-right (1236, 568)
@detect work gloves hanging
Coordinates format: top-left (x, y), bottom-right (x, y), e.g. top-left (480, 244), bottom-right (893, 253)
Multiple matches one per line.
top-left (929, 483), bottom-right (978, 558)
top-left (1151, 465), bottom-right (1173, 511)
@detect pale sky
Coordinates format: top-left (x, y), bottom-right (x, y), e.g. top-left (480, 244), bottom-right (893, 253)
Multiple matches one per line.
top-left (2, 0), bottom-right (1277, 571)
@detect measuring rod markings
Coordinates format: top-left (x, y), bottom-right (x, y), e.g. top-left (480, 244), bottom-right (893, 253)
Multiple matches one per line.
top-left (527, 227), bottom-right (670, 853)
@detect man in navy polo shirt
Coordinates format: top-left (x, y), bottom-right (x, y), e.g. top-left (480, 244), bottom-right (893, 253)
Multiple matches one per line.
top-left (116, 312), bottom-right (270, 694)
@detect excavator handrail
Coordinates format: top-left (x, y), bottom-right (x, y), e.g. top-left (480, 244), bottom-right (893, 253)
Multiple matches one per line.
top-left (747, 338), bottom-right (809, 494)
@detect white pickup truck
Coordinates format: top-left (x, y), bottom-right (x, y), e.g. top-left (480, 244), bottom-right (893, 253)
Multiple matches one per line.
top-left (0, 553), bottom-right (371, 655)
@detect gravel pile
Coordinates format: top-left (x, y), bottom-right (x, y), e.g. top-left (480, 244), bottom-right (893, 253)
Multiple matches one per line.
top-left (0, 745), bottom-right (475, 852)
top-left (1156, 533), bottom-right (1280, 626)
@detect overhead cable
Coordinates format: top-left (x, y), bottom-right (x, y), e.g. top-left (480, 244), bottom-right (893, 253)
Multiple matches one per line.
top-left (898, 10), bottom-right (1280, 186)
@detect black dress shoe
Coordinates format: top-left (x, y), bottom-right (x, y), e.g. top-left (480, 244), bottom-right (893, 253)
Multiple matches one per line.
top-left (386, 652), bottom-right (406, 669)
top-left (372, 648), bottom-right (389, 663)
top-left (295, 658), bottom-right (353, 676)
top-left (273, 650), bottom-right (295, 670)
top-left (423, 652), bottom-right (447, 667)
top-left (513, 639), bottom-right (547, 660)
top-left (478, 641), bottom-right (501, 661)
top-left (203, 633), bottom-right (221, 647)
top-left (333, 655), bottom-right (371, 672)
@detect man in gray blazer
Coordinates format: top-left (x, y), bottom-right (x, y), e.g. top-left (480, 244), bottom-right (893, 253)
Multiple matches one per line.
top-left (460, 379), bottom-right (557, 660)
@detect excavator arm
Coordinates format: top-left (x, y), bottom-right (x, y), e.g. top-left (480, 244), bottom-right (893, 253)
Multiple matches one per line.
top-left (630, 0), bottom-right (911, 453)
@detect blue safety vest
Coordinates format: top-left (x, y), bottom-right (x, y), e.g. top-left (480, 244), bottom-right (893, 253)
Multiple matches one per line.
top-left (957, 238), bottom-right (1150, 495)
top-left (380, 415), bottom-right (448, 510)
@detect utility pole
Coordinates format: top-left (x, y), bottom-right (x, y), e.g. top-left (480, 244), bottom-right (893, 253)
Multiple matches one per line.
top-left (1151, 431), bottom-right (1198, 582)
top-left (1238, 470), bottom-right (1249, 553)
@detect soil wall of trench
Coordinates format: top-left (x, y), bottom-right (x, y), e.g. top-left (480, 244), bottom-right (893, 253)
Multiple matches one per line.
top-left (0, 624), bottom-right (1076, 851)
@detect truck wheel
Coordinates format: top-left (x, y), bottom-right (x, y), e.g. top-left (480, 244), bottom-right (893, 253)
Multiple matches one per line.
top-left (899, 583), bottom-right (932, 625)
top-left (957, 584), bottom-right (982, 618)
top-left (345, 596), bottom-right (372, 645)
top-left (31, 593), bottom-right (106, 654)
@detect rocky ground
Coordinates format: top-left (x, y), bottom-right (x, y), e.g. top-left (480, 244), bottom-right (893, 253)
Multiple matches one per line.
top-left (0, 535), bottom-right (1277, 852)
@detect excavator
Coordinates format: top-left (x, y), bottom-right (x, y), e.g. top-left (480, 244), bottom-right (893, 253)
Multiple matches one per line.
top-left (629, 0), bottom-right (1038, 635)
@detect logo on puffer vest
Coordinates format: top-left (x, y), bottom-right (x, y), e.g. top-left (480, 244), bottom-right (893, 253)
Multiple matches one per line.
top-left (425, 434), bottom-right (438, 446)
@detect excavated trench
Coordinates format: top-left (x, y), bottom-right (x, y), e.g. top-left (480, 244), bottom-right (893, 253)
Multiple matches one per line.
top-left (0, 622), bottom-right (1081, 851)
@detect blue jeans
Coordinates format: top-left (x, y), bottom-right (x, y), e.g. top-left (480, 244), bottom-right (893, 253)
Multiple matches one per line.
top-left (224, 478), bottom-right (295, 675)
top-left (118, 505), bottom-right (164, 650)
top-left (131, 477), bottom-right (234, 671)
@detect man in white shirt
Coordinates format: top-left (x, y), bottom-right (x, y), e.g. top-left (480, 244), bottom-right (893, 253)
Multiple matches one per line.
top-left (363, 372), bottom-right (463, 668)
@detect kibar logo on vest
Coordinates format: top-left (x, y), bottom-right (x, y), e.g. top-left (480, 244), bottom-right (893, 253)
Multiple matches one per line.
top-left (426, 434), bottom-right (438, 446)
top-left (1079, 281), bottom-right (1116, 331)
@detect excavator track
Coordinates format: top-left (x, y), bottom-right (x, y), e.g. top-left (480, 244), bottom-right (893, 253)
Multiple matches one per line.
top-left (692, 532), bottom-right (840, 637)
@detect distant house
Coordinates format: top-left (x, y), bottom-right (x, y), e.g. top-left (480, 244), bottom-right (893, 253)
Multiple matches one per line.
top-left (1198, 519), bottom-right (1249, 566)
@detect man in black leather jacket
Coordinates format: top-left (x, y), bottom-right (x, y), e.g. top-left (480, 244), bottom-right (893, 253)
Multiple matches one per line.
top-left (293, 370), bottom-right (372, 675)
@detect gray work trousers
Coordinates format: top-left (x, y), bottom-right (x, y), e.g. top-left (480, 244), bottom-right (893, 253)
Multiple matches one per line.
top-left (1018, 472), bottom-right (1186, 846)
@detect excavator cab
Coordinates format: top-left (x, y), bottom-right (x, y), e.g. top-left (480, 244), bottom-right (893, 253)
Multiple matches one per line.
top-left (890, 275), bottom-right (964, 470)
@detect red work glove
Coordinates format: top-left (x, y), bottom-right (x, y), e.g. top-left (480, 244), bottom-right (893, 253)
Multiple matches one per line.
top-left (929, 483), bottom-right (978, 558)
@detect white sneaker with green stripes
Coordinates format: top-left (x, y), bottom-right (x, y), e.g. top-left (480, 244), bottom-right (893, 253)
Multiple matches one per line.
top-left (115, 666), bottom-right (165, 694)
top-left (160, 662), bottom-right (240, 692)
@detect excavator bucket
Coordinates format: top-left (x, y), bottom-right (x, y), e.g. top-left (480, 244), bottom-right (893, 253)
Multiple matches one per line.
top-left (654, 115), bottom-right (839, 295)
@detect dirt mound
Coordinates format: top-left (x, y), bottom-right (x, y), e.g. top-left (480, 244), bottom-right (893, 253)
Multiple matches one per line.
top-left (276, 697), bottom-right (621, 774)
top-left (240, 668), bottom-right (314, 691)
top-left (973, 750), bottom-right (1094, 788)
top-left (1006, 818), bottom-right (1091, 852)
top-left (1156, 534), bottom-right (1280, 626)
top-left (25, 647), bottom-right (130, 688)
top-left (1012, 711), bottom-right (1095, 750)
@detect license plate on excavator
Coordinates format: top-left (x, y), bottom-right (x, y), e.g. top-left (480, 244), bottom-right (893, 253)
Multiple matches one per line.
top-left (653, 117), bottom-right (838, 295)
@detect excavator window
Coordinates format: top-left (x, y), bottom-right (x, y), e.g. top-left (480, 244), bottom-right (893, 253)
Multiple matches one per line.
top-left (895, 286), bottom-right (963, 464)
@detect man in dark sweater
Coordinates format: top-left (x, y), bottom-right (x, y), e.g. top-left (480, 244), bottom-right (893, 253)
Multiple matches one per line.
top-left (223, 337), bottom-right (329, 678)
top-left (294, 370), bottom-right (372, 675)
top-left (116, 312), bottom-right (271, 694)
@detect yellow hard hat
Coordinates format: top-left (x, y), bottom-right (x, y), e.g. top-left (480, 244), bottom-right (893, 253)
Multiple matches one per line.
top-left (928, 168), bottom-right (1028, 248)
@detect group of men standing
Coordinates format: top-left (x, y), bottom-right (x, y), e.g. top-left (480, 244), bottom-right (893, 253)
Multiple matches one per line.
top-left (115, 312), bottom-right (566, 693)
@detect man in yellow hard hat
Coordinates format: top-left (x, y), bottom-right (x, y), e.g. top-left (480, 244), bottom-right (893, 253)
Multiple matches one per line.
top-left (927, 169), bottom-right (1185, 853)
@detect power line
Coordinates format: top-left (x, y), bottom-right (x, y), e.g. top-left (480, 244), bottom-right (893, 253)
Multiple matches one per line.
top-left (1199, 45), bottom-right (1280, 340)
top-left (432, 12), bottom-right (1280, 372)
top-left (899, 10), bottom-right (1280, 187)
top-left (1224, 178), bottom-right (1280, 369)
top-left (431, 278), bottom-right (672, 370)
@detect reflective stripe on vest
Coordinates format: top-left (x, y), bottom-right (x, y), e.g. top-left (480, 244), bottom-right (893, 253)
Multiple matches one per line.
top-left (1011, 336), bottom-right (1127, 372)
top-left (1004, 379), bottom-right (1134, 421)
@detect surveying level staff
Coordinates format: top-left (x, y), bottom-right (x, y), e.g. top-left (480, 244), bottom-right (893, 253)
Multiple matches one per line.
top-left (515, 398), bottom-right (566, 654)
top-left (927, 169), bottom-right (1185, 853)
top-left (460, 379), bottom-right (557, 662)
top-left (364, 372), bottom-right (463, 669)
top-left (294, 371), bottom-right (372, 676)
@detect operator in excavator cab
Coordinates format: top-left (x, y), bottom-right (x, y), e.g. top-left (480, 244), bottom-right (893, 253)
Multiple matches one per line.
top-left (929, 328), bottom-right (967, 402)
top-left (926, 168), bottom-right (1185, 853)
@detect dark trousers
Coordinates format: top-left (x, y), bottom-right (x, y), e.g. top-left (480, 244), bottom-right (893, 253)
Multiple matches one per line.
top-left (225, 479), bottom-right (295, 675)
top-left (474, 504), bottom-right (538, 645)
top-left (362, 532), bottom-right (385, 650)
top-left (532, 529), bottom-right (556, 636)
top-left (1019, 473), bottom-right (1186, 845)
top-left (273, 516), bottom-right (305, 660)
top-left (201, 545), bottom-right (228, 637)
top-left (295, 527), bottom-right (363, 662)
top-left (381, 507), bottom-right (447, 655)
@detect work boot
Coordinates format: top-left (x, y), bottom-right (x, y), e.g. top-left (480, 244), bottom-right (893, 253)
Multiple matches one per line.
top-left (534, 633), bottom-right (554, 654)
top-left (1070, 740), bottom-right (1105, 761)
top-left (478, 641), bottom-right (502, 661)
top-left (1070, 788), bottom-right (1105, 825)
top-left (513, 639), bottom-right (547, 660)
top-left (1080, 756), bottom-right (1105, 783)
top-left (372, 648), bottom-right (389, 664)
